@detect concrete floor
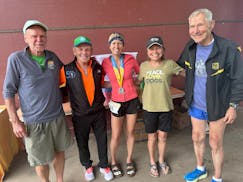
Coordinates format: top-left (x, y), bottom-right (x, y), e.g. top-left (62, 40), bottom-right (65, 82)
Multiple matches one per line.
top-left (3, 107), bottom-right (243, 182)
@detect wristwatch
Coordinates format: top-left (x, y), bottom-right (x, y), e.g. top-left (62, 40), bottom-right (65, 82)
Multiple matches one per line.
top-left (229, 103), bottom-right (239, 110)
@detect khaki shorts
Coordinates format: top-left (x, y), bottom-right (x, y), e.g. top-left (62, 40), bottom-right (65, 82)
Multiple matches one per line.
top-left (24, 115), bottom-right (73, 166)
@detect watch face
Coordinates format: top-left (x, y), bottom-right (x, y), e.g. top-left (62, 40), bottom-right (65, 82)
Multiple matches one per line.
top-left (230, 103), bottom-right (238, 109)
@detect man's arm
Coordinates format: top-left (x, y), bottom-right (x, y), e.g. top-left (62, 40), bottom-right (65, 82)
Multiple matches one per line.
top-left (229, 46), bottom-right (243, 104)
top-left (5, 97), bottom-right (27, 138)
top-left (224, 45), bottom-right (243, 124)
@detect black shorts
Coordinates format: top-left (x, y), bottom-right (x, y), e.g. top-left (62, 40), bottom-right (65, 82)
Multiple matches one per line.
top-left (111, 97), bottom-right (140, 117)
top-left (143, 110), bottom-right (172, 133)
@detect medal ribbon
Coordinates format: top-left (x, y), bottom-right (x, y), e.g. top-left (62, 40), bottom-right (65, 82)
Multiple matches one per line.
top-left (111, 55), bottom-right (124, 88)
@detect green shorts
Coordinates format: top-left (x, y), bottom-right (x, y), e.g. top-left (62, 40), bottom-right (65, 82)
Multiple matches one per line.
top-left (24, 115), bottom-right (73, 167)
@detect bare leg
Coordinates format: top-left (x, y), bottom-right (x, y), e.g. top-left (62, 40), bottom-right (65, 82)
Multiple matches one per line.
top-left (35, 165), bottom-right (50, 182)
top-left (125, 113), bottom-right (137, 163)
top-left (147, 132), bottom-right (159, 177)
top-left (209, 118), bottom-right (226, 179)
top-left (53, 151), bottom-right (65, 182)
top-left (191, 117), bottom-right (207, 167)
top-left (157, 130), bottom-right (167, 164)
top-left (110, 115), bottom-right (124, 165)
top-left (147, 133), bottom-right (157, 164)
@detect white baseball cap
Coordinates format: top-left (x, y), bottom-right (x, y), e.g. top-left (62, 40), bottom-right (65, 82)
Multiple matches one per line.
top-left (23, 20), bottom-right (48, 33)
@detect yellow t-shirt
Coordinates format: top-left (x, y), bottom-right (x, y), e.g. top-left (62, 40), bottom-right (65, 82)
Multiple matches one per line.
top-left (138, 59), bottom-right (183, 112)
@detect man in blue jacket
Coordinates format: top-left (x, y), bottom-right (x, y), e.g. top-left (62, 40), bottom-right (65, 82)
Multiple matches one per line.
top-left (177, 9), bottom-right (243, 182)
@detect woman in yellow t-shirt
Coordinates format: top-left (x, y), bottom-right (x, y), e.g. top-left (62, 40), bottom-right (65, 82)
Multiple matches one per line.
top-left (138, 36), bottom-right (184, 177)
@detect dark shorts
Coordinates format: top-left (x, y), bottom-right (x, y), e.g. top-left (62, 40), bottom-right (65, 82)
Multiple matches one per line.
top-left (143, 110), bottom-right (173, 133)
top-left (110, 97), bottom-right (140, 117)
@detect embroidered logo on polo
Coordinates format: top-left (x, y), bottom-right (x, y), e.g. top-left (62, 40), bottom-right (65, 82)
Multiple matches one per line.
top-left (66, 71), bottom-right (76, 79)
top-left (47, 60), bottom-right (55, 69)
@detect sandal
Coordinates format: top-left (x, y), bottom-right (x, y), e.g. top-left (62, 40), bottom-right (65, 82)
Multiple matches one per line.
top-left (126, 162), bottom-right (136, 177)
top-left (150, 163), bottom-right (159, 177)
top-left (159, 162), bottom-right (171, 175)
top-left (111, 164), bottom-right (123, 177)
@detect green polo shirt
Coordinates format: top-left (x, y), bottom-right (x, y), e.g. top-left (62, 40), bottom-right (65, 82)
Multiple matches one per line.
top-left (31, 54), bottom-right (46, 71)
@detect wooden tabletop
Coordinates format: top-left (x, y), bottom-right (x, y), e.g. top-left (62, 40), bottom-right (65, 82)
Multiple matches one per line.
top-left (170, 86), bottom-right (185, 99)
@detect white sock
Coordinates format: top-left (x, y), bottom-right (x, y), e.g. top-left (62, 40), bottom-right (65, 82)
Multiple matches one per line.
top-left (212, 176), bottom-right (222, 182)
top-left (196, 166), bottom-right (205, 171)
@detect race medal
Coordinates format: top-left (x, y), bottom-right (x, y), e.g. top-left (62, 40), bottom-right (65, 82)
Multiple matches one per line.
top-left (111, 55), bottom-right (125, 94)
top-left (119, 87), bottom-right (124, 94)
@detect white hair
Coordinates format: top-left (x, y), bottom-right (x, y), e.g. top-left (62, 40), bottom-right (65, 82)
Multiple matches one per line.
top-left (189, 8), bottom-right (213, 22)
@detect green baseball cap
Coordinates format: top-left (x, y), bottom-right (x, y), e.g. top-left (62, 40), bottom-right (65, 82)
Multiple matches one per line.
top-left (73, 36), bottom-right (92, 47)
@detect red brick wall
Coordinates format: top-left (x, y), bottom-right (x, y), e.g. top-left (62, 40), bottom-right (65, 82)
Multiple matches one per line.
top-left (1, 1), bottom-right (243, 104)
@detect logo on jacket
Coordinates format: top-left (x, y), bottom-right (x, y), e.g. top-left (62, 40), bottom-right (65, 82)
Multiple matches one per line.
top-left (66, 71), bottom-right (76, 79)
top-left (97, 69), bottom-right (102, 74)
top-left (47, 60), bottom-right (55, 69)
top-left (237, 46), bottom-right (242, 52)
top-left (185, 61), bottom-right (192, 69)
top-left (212, 62), bottom-right (219, 70)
